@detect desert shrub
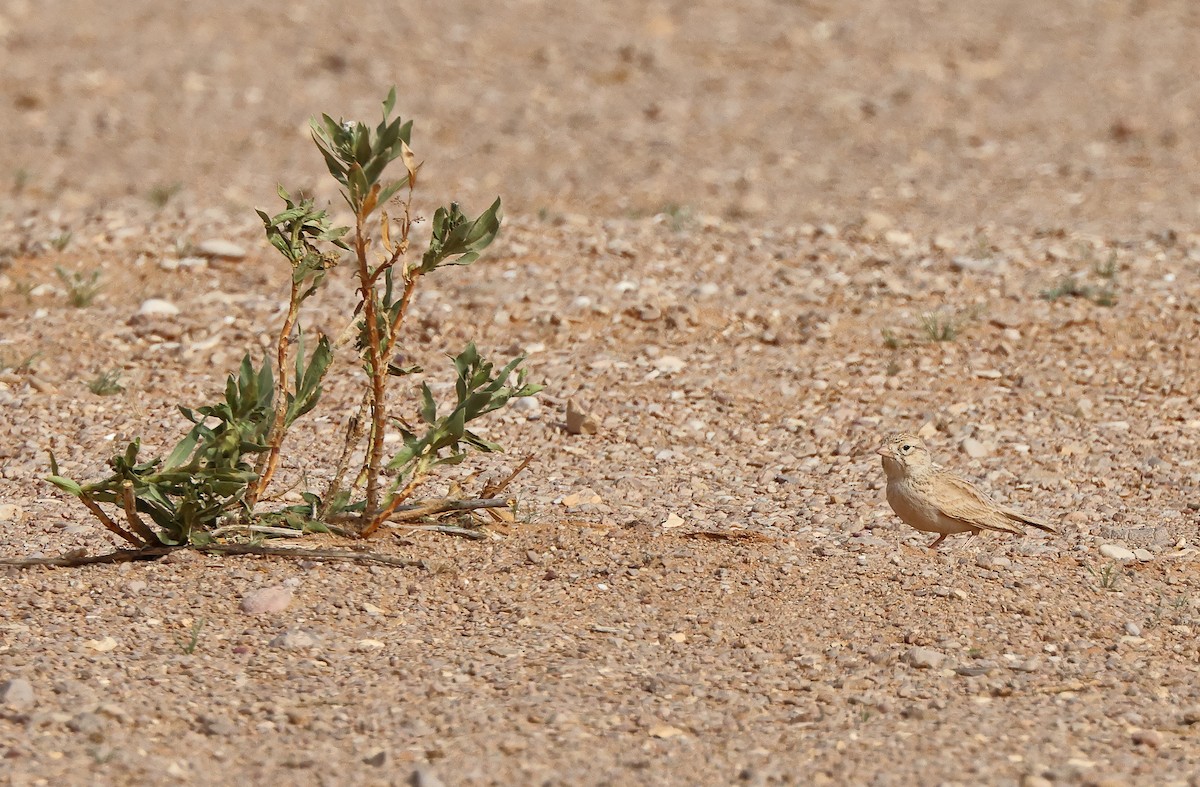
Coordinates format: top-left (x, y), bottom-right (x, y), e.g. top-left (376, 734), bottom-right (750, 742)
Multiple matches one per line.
top-left (48, 88), bottom-right (541, 546)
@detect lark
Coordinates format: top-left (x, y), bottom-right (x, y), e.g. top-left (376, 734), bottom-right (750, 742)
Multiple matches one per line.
top-left (877, 432), bottom-right (1056, 549)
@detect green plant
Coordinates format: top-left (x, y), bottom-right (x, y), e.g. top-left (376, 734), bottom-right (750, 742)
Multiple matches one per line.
top-left (1094, 252), bottom-right (1118, 280)
top-left (50, 231), bottom-right (73, 252)
top-left (88, 369), bottom-right (125, 396)
top-left (147, 182), bottom-right (182, 208)
top-left (55, 266), bottom-right (103, 307)
top-left (880, 328), bottom-right (902, 350)
top-left (920, 312), bottom-right (958, 342)
top-left (48, 88), bottom-right (541, 547)
top-left (657, 203), bottom-right (693, 232)
top-left (1040, 276), bottom-right (1115, 307)
top-left (1086, 561), bottom-right (1122, 591)
top-left (0, 350), bottom-right (38, 373)
top-left (177, 617), bottom-right (205, 654)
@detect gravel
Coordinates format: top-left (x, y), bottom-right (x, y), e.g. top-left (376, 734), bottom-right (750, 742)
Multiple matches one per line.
top-left (3, 1), bottom-right (1200, 785)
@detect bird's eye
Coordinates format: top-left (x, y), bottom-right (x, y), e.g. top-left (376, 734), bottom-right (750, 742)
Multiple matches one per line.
top-left (901, 444), bottom-right (913, 453)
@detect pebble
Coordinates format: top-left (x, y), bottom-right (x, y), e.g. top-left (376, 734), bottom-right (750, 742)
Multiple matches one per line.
top-left (1133, 548), bottom-right (1153, 562)
top-left (197, 239), bottom-right (247, 259)
top-left (0, 678), bottom-right (35, 710)
top-left (240, 586), bottom-right (293, 614)
top-left (1099, 544), bottom-right (1136, 563)
top-left (136, 298), bottom-right (181, 317)
top-left (0, 503), bottom-right (21, 521)
top-left (159, 256), bottom-right (208, 271)
top-left (1130, 729), bottom-right (1162, 748)
top-left (1178, 707), bottom-right (1200, 725)
top-left (960, 437), bottom-right (991, 459)
top-left (653, 355), bottom-right (686, 374)
top-left (1123, 621), bottom-right (1142, 637)
top-left (903, 647), bottom-right (945, 669)
top-left (269, 629), bottom-right (321, 649)
top-left (565, 399), bottom-right (598, 435)
top-left (410, 767), bottom-right (446, 787)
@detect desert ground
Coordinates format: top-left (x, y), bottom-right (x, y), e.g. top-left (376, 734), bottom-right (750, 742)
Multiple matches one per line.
top-left (3, 1), bottom-right (1200, 785)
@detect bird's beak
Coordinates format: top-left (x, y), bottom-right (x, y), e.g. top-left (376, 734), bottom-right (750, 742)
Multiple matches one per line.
top-left (875, 446), bottom-right (890, 457)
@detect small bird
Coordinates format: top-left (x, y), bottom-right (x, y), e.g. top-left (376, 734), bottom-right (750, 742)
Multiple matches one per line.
top-left (877, 432), bottom-right (1056, 550)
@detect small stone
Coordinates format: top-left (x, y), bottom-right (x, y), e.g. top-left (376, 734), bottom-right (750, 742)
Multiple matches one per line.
top-left (0, 504), bottom-right (21, 521)
top-left (1099, 544), bottom-right (1136, 563)
top-left (240, 586), bottom-right (293, 614)
top-left (648, 724), bottom-right (687, 739)
top-left (1130, 729), bottom-right (1162, 747)
top-left (1123, 621), bottom-right (1142, 637)
top-left (862, 210), bottom-right (894, 234)
top-left (561, 490), bottom-right (601, 507)
top-left (960, 437), bottom-right (991, 459)
top-left (512, 396), bottom-right (541, 417)
top-left (67, 711), bottom-right (106, 739)
top-left (565, 399), bottom-right (598, 436)
top-left (354, 639), bottom-right (386, 651)
top-left (269, 629), bottom-right (321, 650)
top-left (1133, 548), bottom-right (1153, 562)
top-left (0, 678), bottom-right (35, 710)
top-left (1009, 658), bottom-right (1041, 673)
top-left (363, 749), bottom-right (387, 767)
top-left (83, 636), bottom-right (119, 652)
top-left (197, 239), bottom-right (246, 259)
top-left (653, 355), bottom-right (686, 374)
top-left (136, 298), bottom-right (180, 317)
top-left (1021, 776), bottom-right (1053, 787)
top-left (1178, 707), bottom-right (1200, 725)
top-left (903, 647), bottom-right (945, 669)
top-left (662, 513), bottom-right (685, 529)
top-left (409, 767), bottom-right (446, 787)
top-left (199, 714), bottom-right (237, 737)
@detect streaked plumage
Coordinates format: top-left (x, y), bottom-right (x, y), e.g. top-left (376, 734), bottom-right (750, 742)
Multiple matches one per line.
top-left (877, 432), bottom-right (1056, 549)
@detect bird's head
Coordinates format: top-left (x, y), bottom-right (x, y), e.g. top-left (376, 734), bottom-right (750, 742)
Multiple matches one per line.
top-left (877, 432), bottom-right (932, 480)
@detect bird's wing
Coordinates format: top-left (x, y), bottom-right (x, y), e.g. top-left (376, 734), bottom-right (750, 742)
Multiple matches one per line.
top-left (928, 473), bottom-right (1026, 535)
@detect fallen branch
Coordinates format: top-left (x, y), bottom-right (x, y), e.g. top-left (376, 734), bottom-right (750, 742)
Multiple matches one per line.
top-left (0, 543), bottom-right (424, 569)
top-left (390, 524), bottom-right (488, 540)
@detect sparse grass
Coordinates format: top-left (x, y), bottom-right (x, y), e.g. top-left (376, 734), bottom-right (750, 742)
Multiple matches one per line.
top-left (176, 618), bottom-right (205, 655)
top-left (657, 203), bottom-right (694, 231)
top-left (1040, 275), bottom-right (1116, 307)
top-left (0, 350), bottom-right (38, 373)
top-left (920, 312), bottom-right (958, 342)
top-left (14, 279), bottom-right (35, 302)
top-left (146, 181), bottom-right (182, 208)
top-left (885, 359), bottom-right (901, 377)
top-left (87, 369), bottom-right (125, 396)
top-left (1094, 251), bottom-right (1118, 280)
top-left (1087, 561), bottom-right (1122, 591)
top-left (49, 231), bottom-right (73, 252)
top-left (880, 328), bottom-right (902, 350)
top-left (54, 265), bottom-right (103, 307)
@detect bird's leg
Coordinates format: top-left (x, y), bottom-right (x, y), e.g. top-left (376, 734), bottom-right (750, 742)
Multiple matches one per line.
top-left (948, 531), bottom-right (978, 553)
top-left (927, 533), bottom-right (948, 550)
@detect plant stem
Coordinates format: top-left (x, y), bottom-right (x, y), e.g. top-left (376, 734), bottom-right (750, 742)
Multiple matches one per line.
top-left (319, 389), bottom-right (371, 520)
top-left (355, 217), bottom-right (387, 520)
top-left (120, 480), bottom-right (161, 545)
top-left (360, 461), bottom-right (428, 537)
top-left (78, 491), bottom-right (145, 547)
top-left (249, 285), bottom-right (302, 508)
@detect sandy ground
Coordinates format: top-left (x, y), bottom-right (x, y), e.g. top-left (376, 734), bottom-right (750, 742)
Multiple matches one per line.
top-left (3, 1), bottom-right (1200, 785)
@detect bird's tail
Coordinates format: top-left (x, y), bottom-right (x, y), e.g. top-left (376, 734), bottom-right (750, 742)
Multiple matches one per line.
top-left (1006, 509), bottom-right (1057, 533)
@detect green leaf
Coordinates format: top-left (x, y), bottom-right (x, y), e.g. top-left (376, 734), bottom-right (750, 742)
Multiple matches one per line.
top-left (46, 475), bottom-right (83, 497)
top-left (382, 86), bottom-right (397, 120)
top-left (163, 426), bottom-right (201, 471)
top-left (419, 383), bottom-right (437, 425)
